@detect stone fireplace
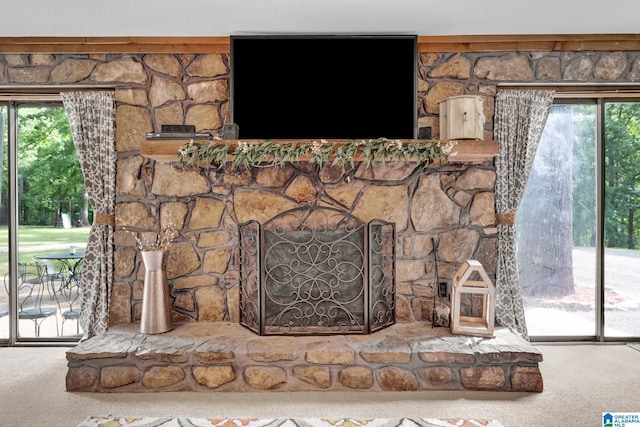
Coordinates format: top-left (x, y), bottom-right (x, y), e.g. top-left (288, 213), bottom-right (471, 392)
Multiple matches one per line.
top-left (62, 155), bottom-right (546, 394)
top-left (238, 205), bottom-right (395, 336)
top-left (80, 52), bottom-right (515, 392)
top-left (113, 157), bottom-right (499, 328)
top-left (22, 48), bottom-right (560, 393)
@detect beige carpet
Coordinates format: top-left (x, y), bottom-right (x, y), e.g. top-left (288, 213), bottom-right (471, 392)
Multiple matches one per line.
top-left (76, 416), bottom-right (504, 427)
top-left (2, 343), bottom-right (640, 427)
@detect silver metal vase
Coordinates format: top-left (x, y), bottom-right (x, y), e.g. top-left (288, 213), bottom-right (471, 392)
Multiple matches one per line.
top-left (140, 250), bottom-right (174, 334)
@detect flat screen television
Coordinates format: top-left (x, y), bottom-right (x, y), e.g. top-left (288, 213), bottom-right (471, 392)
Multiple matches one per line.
top-left (230, 35), bottom-right (417, 140)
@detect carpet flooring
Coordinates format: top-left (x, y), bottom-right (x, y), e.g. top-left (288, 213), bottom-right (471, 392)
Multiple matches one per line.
top-left (76, 416), bottom-right (505, 427)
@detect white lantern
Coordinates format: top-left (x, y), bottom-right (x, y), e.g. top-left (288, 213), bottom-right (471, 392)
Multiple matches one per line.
top-left (439, 95), bottom-right (485, 140)
top-left (450, 260), bottom-right (495, 338)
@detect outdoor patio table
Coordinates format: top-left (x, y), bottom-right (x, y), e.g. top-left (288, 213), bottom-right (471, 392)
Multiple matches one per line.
top-left (33, 251), bottom-right (85, 289)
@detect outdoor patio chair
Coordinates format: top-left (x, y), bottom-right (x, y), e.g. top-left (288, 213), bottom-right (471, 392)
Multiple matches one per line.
top-left (16, 262), bottom-right (58, 337)
top-left (55, 266), bottom-right (81, 336)
top-left (34, 258), bottom-right (67, 300)
top-left (0, 274), bottom-right (8, 319)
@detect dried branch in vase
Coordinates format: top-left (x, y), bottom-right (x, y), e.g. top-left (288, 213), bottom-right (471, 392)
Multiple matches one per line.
top-left (120, 225), bottom-right (179, 252)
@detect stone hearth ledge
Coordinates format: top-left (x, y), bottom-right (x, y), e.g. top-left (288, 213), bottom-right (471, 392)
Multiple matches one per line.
top-left (65, 322), bottom-right (543, 393)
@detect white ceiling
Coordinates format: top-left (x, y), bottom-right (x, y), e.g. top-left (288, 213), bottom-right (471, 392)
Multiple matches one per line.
top-left (2, 0), bottom-right (640, 37)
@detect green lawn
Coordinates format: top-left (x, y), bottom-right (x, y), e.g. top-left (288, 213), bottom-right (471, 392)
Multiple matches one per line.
top-left (0, 225), bottom-right (91, 277)
top-left (0, 225), bottom-right (90, 247)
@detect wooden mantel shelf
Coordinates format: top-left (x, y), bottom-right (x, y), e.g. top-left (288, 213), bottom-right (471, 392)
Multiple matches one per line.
top-left (140, 139), bottom-right (499, 165)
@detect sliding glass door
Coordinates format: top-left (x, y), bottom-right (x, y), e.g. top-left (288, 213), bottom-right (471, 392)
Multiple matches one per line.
top-left (603, 102), bottom-right (640, 337)
top-left (1, 97), bottom-right (88, 344)
top-left (519, 97), bottom-right (640, 341)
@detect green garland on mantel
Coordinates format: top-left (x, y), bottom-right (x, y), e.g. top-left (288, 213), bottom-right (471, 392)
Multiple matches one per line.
top-left (177, 138), bottom-right (458, 169)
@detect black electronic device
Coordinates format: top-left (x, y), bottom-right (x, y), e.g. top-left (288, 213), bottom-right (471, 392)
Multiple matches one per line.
top-left (230, 35), bottom-right (417, 140)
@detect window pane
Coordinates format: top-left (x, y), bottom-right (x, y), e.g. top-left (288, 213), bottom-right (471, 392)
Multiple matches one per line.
top-left (519, 103), bottom-right (597, 337)
top-left (16, 104), bottom-right (87, 339)
top-left (0, 106), bottom-right (7, 340)
top-left (604, 102), bottom-right (640, 337)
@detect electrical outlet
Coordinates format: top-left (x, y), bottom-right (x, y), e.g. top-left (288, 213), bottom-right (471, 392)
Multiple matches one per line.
top-left (438, 281), bottom-right (449, 298)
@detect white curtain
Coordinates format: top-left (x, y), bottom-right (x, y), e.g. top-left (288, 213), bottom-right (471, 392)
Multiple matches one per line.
top-left (494, 89), bottom-right (555, 339)
top-left (61, 91), bottom-right (116, 339)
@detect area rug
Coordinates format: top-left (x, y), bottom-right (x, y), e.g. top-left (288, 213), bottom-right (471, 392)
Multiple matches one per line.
top-left (76, 416), bottom-right (504, 427)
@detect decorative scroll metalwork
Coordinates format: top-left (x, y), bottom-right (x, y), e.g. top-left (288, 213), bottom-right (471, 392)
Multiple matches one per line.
top-left (238, 220), bottom-right (260, 333)
top-left (368, 220), bottom-right (396, 333)
top-left (239, 206), bottom-right (395, 336)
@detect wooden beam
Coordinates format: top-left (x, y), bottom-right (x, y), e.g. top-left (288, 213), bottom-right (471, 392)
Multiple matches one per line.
top-left (140, 139), bottom-right (499, 165)
top-left (417, 34), bottom-right (640, 52)
top-left (1, 34), bottom-right (639, 54)
top-left (0, 36), bottom-right (230, 54)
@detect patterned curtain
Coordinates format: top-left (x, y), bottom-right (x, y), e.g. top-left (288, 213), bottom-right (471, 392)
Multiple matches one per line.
top-left (61, 91), bottom-right (116, 339)
top-left (494, 89), bottom-right (554, 339)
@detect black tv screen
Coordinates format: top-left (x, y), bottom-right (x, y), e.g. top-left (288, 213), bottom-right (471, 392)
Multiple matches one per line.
top-left (230, 35), bottom-right (417, 140)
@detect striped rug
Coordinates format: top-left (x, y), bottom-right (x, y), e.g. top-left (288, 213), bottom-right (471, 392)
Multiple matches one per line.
top-left (76, 416), bottom-right (504, 427)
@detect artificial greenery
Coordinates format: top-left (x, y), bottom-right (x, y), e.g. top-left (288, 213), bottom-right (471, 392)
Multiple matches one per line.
top-left (177, 137), bottom-right (457, 170)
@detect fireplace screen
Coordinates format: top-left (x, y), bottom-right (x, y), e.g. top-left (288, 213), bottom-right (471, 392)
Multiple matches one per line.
top-left (239, 206), bottom-right (395, 335)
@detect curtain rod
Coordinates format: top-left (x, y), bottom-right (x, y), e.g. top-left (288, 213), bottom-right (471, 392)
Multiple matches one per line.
top-left (497, 82), bottom-right (640, 99)
top-left (0, 85), bottom-right (129, 97)
top-left (0, 85), bottom-right (127, 90)
top-left (0, 85), bottom-right (128, 100)
top-left (496, 82), bottom-right (640, 88)
top-left (0, 94), bottom-right (63, 102)
top-left (497, 82), bottom-right (640, 93)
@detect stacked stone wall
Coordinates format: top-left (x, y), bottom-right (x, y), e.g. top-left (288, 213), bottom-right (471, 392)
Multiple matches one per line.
top-left (115, 158), bottom-right (498, 328)
top-left (2, 49), bottom-right (639, 326)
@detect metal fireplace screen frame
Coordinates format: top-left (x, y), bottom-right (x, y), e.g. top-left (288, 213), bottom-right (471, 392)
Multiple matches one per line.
top-left (239, 206), bottom-right (395, 336)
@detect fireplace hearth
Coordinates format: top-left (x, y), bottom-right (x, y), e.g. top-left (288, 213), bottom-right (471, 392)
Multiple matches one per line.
top-left (65, 322), bottom-right (544, 392)
top-left (238, 206), bottom-right (395, 336)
